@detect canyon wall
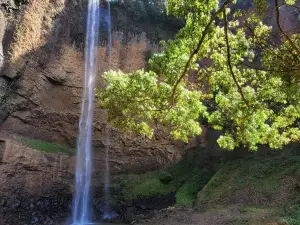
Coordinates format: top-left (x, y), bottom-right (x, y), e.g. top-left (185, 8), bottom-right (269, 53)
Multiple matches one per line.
top-left (0, 0), bottom-right (184, 176)
top-left (0, 2), bottom-right (185, 223)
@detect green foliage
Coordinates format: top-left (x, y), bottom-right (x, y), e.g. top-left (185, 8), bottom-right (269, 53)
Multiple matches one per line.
top-left (157, 170), bottom-right (173, 184)
top-left (110, 148), bottom-right (215, 206)
top-left (97, 0), bottom-right (300, 150)
top-left (230, 217), bottom-right (249, 225)
top-left (197, 154), bottom-right (300, 208)
top-left (285, 0), bottom-right (296, 5)
top-left (253, 0), bottom-right (268, 15)
top-left (96, 70), bottom-right (206, 142)
top-left (133, 176), bottom-right (176, 197)
top-left (18, 139), bottom-right (75, 156)
top-left (119, 0), bottom-right (165, 21)
top-left (176, 168), bottom-right (214, 206)
top-left (279, 204), bottom-right (300, 225)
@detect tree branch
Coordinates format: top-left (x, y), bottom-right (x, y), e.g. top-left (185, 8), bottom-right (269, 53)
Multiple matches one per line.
top-left (244, 21), bottom-right (300, 70)
top-left (242, 62), bottom-right (300, 73)
top-left (275, 0), bottom-right (300, 55)
top-left (170, 0), bottom-right (233, 103)
top-left (223, 9), bottom-right (250, 107)
top-left (286, 4), bottom-right (300, 10)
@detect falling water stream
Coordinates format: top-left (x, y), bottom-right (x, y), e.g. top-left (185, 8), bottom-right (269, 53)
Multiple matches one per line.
top-left (72, 0), bottom-right (113, 224)
top-left (72, 0), bottom-right (100, 224)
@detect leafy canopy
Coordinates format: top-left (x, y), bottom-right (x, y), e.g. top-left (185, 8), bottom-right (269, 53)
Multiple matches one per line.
top-left (97, 0), bottom-right (300, 150)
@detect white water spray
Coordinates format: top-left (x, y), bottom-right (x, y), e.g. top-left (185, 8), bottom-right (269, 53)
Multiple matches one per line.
top-left (72, 0), bottom-right (100, 224)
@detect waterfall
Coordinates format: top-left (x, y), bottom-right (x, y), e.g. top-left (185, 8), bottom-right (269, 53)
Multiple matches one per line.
top-left (72, 0), bottom-right (100, 224)
top-left (106, 0), bottom-right (112, 58)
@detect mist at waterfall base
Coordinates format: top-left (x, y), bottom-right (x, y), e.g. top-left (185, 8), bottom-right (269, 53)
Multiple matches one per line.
top-left (71, 0), bottom-right (115, 224)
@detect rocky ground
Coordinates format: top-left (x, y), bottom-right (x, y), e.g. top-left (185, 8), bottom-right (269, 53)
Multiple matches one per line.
top-left (0, 206), bottom-right (281, 225)
top-left (134, 206), bottom-right (279, 225)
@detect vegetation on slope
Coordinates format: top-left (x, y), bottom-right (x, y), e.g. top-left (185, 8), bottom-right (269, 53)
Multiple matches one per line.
top-left (106, 146), bottom-right (300, 224)
top-left (195, 147), bottom-right (300, 224)
top-left (110, 147), bottom-right (215, 208)
top-left (280, 204), bottom-right (300, 225)
top-left (198, 154), bottom-right (300, 208)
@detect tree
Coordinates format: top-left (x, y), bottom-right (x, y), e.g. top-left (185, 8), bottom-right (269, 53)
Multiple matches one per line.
top-left (96, 0), bottom-right (300, 150)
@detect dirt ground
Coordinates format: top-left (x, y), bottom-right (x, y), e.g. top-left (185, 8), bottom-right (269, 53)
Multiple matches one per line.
top-left (135, 205), bottom-right (280, 225)
top-left (1, 205), bottom-right (280, 225)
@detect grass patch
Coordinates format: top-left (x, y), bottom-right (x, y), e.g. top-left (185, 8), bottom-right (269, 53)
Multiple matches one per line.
top-left (18, 138), bottom-right (75, 156)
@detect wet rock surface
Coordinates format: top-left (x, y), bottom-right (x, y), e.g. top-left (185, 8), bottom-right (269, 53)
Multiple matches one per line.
top-left (94, 194), bottom-right (176, 223)
top-left (1, 198), bottom-right (71, 225)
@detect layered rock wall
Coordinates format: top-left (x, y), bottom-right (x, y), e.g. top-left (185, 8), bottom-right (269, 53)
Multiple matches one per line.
top-left (0, 138), bottom-right (72, 224)
top-left (0, 0), bottom-right (183, 176)
top-left (0, 2), bottom-right (184, 223)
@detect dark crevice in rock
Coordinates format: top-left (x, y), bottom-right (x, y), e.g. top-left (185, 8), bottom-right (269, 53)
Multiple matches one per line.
top-left (44, 75), bottom-right (66, 85)
top-left (42, 76), bottom-right (83, 89)
top-left (0, 77), bottom-right (20, 124)
top-left (11, 91), bottom-right (39, 106)
top-left (60, 84), bottom-right (83, 89)
top-left (22, 165), bottom-right (41, 172)
top-left (9, 114), bottom-right (29, 124)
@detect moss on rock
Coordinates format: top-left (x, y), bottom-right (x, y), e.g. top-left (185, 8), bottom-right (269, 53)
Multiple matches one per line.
top-left (108, 147), bottom-right (216, 211)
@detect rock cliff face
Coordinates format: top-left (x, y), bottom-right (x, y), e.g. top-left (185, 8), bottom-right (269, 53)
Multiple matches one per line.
top-left (0, 1), bottom-right (185, 222)
top-left (0, 138), bottom-right (72, 224)
top-left (0, 0), bottom-right (183, 176)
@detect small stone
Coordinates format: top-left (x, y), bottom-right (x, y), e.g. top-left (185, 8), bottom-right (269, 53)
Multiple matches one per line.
top-left (44, 67), bottom-right (68, 84)
top-left (158, 171), bottom-right (173, 184)
top-left (0, 199), bottom-right (7, 206)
